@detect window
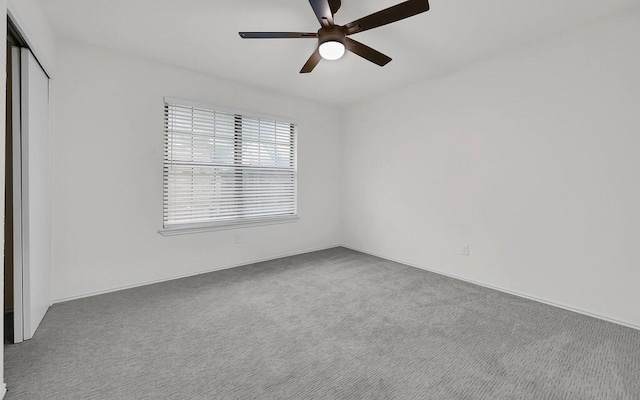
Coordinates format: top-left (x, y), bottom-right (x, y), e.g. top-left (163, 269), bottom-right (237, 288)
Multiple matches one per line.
top-left (161, 98), bottom-right (297, 234)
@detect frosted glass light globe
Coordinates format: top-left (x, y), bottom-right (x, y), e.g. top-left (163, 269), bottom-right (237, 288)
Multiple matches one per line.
top-left (319, 41), bottom-right (345, 60)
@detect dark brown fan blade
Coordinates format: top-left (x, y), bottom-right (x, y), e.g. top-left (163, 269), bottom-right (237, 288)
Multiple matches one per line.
top-left (300, 48), bottom-right (322, 73)
top-left (308, 0), bottom-right (334, 26)
top-left (328, 0), bottom-right (341, 15)
top-left (239, 32), bottom-right (318, 39)
top-left (345, 38), bottom-right (392, 66)
top-left (344, 0), bottom-right (429, 35)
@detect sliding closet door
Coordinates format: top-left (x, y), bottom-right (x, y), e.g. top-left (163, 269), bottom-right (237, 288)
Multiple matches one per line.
top-left (19, 48), bottom-right (52, 340)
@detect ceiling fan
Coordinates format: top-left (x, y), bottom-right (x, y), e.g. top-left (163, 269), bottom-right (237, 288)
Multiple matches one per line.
top-left (239, 0), bottom-right (430, 73)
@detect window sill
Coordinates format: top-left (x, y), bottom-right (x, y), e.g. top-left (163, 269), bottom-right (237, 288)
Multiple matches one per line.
top-left (158, 215), bottom-right (299, 236)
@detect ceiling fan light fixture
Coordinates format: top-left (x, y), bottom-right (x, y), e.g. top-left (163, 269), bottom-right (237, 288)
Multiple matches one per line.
top-left (239, 0), bottom-right (431, 73)
top-left (319, 40), bottom-right (345, 60)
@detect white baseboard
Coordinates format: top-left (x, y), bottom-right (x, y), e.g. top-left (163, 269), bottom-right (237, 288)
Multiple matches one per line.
top-left (1, 382), bottom-right (7, 399)
top-left (341, 245), bottom-right (640, 331)
top-left (53, 244), bottom-right (341, 304)
top-left (52, 243), bottom-right (639, 331)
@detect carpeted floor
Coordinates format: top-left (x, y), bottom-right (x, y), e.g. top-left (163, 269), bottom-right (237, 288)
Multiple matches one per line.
top-left (4, 247), bottom-right (640, 399)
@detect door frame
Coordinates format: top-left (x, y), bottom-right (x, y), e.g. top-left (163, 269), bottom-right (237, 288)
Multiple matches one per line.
top-left (6, 15), bottom-right (52, 343)
top-left (9, 45), bottom-right (23, 343)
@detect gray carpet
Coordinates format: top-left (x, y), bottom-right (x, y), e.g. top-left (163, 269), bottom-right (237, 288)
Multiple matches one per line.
top-left (4, 247), bottom-right (640, 399)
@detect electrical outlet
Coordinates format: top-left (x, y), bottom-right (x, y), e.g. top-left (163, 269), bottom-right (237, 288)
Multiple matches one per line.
top-left (234, 233), bottom-right (241, 244)
top-left (461, 244), bottom-right (470, 256)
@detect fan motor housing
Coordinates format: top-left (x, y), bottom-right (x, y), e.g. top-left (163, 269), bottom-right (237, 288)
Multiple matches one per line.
top-left (318, 25), bottom-right (346, 47)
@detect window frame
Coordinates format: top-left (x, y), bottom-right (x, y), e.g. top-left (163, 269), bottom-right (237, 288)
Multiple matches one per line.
top-left (159, 97), bottom-right (299, 236)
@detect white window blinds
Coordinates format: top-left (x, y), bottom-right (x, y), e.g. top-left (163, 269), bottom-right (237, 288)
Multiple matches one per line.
top-left (163, 99), bottom-right (297, 232)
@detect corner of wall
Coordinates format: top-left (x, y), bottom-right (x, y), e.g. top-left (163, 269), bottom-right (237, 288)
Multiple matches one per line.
top-left (335, 104), bottom-right (352, 247)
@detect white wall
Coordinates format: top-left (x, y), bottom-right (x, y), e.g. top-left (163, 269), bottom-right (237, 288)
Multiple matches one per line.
top-left (342, 12), bottom-right (640, 328)
top-left (51, 40), bottom-right (342, 301)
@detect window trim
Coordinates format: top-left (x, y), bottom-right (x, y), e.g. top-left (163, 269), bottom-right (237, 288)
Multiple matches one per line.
top-left (158, 215), bottom-right (300, 236)
top-left (159, 97), bottom-right (299, 236)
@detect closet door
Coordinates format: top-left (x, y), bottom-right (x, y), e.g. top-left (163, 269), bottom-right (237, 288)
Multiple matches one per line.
top-left (18, 47), bottom-right (52, 341)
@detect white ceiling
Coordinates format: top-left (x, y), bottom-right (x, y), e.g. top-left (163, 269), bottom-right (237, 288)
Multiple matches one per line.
top-left (41, 0), bottom-right (640, 106)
